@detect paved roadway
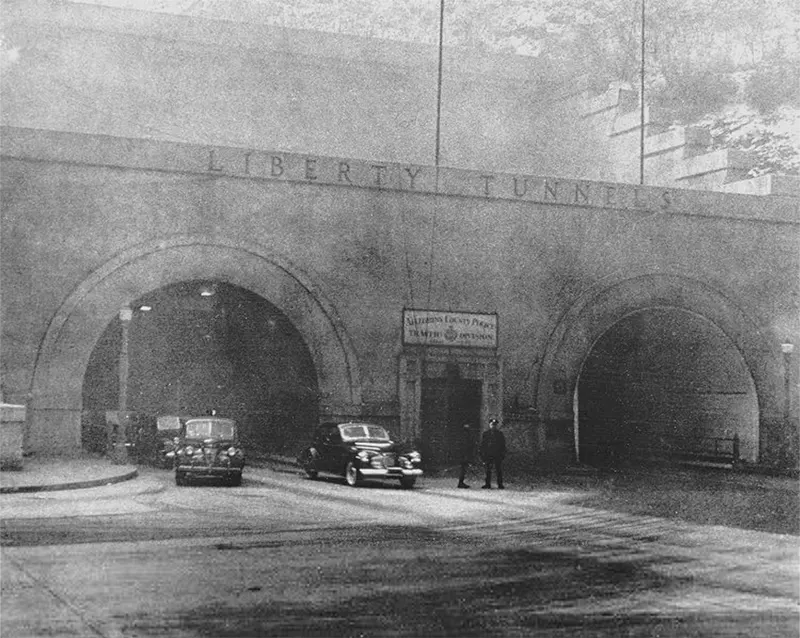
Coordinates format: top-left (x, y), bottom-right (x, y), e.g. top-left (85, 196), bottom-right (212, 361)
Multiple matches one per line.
top-left (1, 465), bottom-right (797, 637)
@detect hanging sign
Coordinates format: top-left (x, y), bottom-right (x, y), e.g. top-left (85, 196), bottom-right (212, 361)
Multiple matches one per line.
top-left (402, 309), bottom-right (498, 349)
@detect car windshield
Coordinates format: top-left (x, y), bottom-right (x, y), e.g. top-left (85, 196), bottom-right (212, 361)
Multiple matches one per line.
top-left (184, 419), bottom-right (235, 439)
top-left (156, 415), bottom-right (182, 431)
top-left (340, 424), bottom-right (390, 441)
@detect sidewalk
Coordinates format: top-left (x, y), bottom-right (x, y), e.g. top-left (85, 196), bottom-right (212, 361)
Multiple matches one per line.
top-left (0, 455), bottom-right (137, 494)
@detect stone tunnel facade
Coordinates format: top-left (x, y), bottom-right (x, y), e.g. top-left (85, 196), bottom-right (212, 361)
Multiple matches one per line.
top-left (2, 127), bottom-right (798, 471)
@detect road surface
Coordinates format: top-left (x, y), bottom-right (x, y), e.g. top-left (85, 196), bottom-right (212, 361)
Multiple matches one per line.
top-left (1, 465), bottom-right (797, 637)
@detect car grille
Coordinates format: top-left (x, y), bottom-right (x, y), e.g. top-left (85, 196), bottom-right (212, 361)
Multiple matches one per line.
top-left (382, 453), bottom-right (397, 468)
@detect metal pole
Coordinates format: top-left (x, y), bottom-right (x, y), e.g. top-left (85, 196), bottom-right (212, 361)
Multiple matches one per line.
top-left (115, 306), bottom-right (133, 464)
top-left (434, 0), bottom-right (445, 183)
top-left (639, 0), bottom-right (646, 185)
top-left (785, 352), bottom-right (791, 420)
top-left (780, 342), bottom-right (794, 467)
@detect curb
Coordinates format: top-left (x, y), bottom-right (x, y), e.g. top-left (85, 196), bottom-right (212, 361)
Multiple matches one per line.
top-left (0, 469), bottom-right (139, 494)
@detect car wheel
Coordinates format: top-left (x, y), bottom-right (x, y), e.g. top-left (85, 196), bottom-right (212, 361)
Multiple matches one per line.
top-left (400, 476), bottom-right (416, 490)
top-left (345, 461), bottom-right (360, 487)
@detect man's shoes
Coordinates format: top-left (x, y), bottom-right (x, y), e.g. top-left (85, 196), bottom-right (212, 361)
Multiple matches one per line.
top-left (457, 483), bottom-right (471, 489)
top-left (481, 484), bottom-right (491, 489)
top-left (498, 485), bottom-right (505, 490)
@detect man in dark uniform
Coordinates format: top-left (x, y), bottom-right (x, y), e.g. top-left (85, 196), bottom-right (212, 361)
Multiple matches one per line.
top-left (457, 423), bottom-right (474, 488)
top-left (480, 418), bottom-right (506, 489)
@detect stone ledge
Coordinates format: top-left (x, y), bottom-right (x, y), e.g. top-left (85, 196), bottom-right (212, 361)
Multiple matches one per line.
top-left (645, 126), bottom-right (711, 158)
top-left (676, 148), bottom-right (755, 181)
top-left (581, 87), bottom-right (638, 118)
top-left (722, 174), bottom-right (800, 197)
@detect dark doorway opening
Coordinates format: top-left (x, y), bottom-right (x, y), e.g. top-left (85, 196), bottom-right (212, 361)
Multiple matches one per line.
top-left (81, 280), bottom-right (319, 461)
top-left (420, 366), bottom-right (481, 468)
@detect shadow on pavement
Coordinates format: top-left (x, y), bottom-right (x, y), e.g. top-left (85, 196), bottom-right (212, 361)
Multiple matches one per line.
top-left (143, 526), bottom-right (793, 638)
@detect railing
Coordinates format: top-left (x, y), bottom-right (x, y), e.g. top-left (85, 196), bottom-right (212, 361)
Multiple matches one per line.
top-left (580, 433), bottom-right (740, 469)
top-left (670, 435), bottom-right (739, 467)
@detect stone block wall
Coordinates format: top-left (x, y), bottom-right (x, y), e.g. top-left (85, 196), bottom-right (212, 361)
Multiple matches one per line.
top-left (1, 403), bottom-right (26, 470)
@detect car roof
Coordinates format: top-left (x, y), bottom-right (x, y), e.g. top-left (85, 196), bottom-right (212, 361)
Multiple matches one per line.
top-left (337, 422), bottom-right (383, 428)
top-left (317, 421), bottom-right (385, 430)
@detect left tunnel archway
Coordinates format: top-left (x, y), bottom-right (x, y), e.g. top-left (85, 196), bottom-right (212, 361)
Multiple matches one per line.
top-left (82, 280), bottom-right (318, 456)
top-left (27, 235), bottom-right (362, 454)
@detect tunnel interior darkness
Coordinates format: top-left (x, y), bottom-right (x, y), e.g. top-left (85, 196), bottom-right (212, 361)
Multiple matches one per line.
top-left (81, 280), bottom-right (318, 457)
top-left (576, 308), bottom-right (758, 467)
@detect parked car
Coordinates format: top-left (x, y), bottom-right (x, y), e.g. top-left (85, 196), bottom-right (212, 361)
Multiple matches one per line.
top-left (168, 417), bottom-right (245, 486)
top-left (297, 422), bottom-right (423, 489)
top-left (156, 415), bottom-right (184, 469)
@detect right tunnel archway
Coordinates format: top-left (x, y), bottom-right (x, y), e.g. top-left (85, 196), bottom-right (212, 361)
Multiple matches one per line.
top-left (576, 307), bottom-right (759, 466)
top-left (537, 273), bottom-right (788, 469)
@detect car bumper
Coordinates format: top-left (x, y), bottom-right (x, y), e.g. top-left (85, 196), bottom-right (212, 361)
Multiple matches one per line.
top-left (358, 468), bottom-right (423, 478)
top-left (176, 465), bottom-right (242, 477)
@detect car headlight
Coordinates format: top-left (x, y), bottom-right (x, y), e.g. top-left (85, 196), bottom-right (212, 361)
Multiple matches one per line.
top-left (356, 450), bottom-right (371, 462)
top-left (408, 451), bottom-right (422, 463)
top-left (182, 446), bottom-right (194, 456)
top-left (227, 446), bottom-right (239, 456)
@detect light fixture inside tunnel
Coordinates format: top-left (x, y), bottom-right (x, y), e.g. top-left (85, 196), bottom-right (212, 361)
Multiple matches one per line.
top-left (138, 305), bottom-right (152, 312)
top-left (781, 343), bottom-right (794, 354)
top-left (199, 284), bottom-right (216, 297)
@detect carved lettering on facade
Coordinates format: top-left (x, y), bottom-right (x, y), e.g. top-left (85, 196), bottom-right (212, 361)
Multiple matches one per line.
top-left (481, 175), bottom-right (494, 197)
top-left (372, 164), bottom-right (387, 186)
top-left (204, 147), bottom-right (675, 212)
top-left (208, 149), bottom-right (223, 172)
top-left (305, 158), bottom-right (318, 181)
top-left (574, 182), bottom-right (589, 205)
top-left (338, 161), bottom-right (352, 183)
top-left (270, 155), bottom-right (284, 177)
top-left (544, 180), bottom-right (559, 202)
top-left (405, 166), bottom-right (422, 190)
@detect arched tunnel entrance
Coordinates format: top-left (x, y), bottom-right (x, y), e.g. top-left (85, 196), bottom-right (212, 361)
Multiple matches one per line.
top-left (576, 308), bottom-right (759, 468)
top-left (81, 280), bottom-right (319, 459)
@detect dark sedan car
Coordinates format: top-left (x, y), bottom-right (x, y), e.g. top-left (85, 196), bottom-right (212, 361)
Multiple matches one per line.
top-left (297, 422), bottom-right (423, 489)
top-left (169, 417), bottom-right (245, 486)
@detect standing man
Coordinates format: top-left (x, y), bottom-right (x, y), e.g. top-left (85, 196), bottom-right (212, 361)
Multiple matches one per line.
top-left (457, 423), bottom-right (474, 488)
top-left (480, 418), bottom-right (506, 489)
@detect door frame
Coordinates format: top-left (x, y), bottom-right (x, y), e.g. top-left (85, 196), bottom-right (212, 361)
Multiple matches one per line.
top-left (398, 346), bottom-right (502, 446)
